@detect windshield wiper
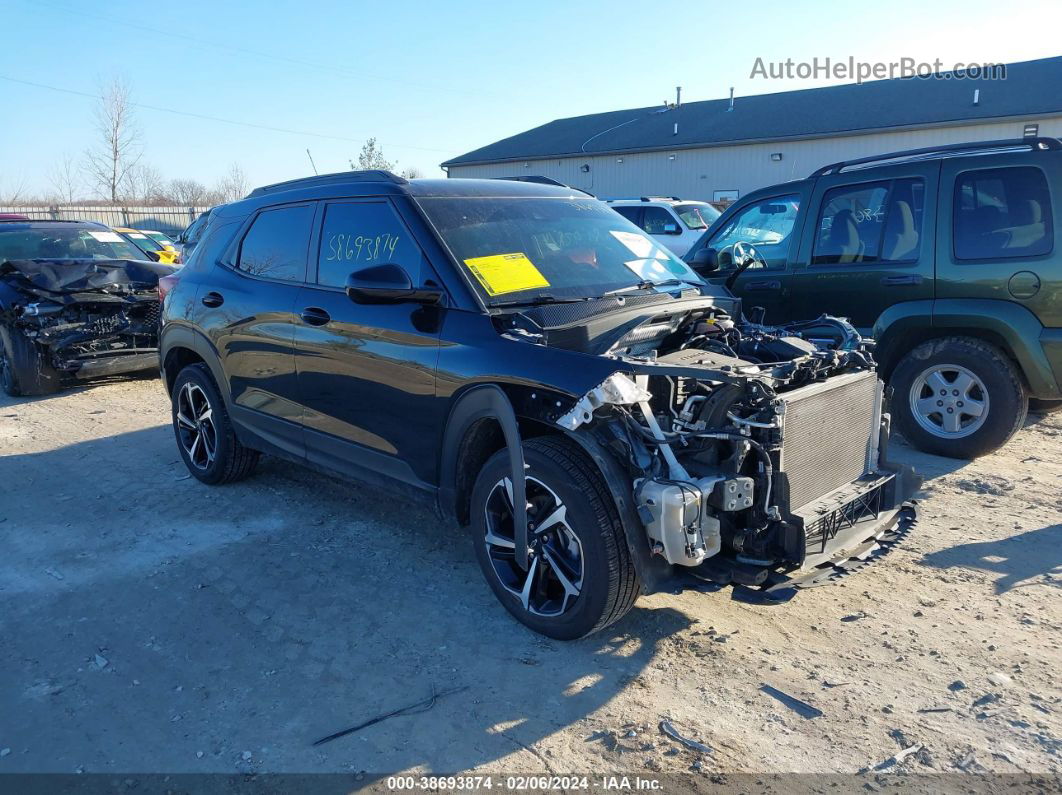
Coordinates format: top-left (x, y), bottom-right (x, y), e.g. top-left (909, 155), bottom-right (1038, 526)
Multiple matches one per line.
top-left (491, 294), bottom-right (588, 308)
top-left (602, 278), bottom-right (695, 297)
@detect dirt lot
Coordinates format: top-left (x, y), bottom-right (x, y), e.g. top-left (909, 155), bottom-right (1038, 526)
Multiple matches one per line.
top-left (1, 374), bottom-right (1059, 781)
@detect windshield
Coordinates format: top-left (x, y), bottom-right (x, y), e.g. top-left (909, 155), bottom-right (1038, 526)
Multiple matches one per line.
top-left (0, 227), bottom-right (146, 262)
top-left (121, 230), bottom-right (162, 251)
top-left (417, 196), bottom-right (705, 304)
top-left (674, 202), bottom-right (721, 230)
top-left (143, 231), bottom-right (174, 247)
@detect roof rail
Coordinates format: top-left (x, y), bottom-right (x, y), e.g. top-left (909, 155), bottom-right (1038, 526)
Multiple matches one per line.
top-left (639, 196), bottom-right (682, 202)
top-left (247, 170), bottom-right (407, 198)
top-left (810, 137), bottom-right (1062, 177)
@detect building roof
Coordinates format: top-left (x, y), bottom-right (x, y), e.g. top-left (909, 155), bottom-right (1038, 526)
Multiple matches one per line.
top-left (443, 57), bottom-right (1062, 167)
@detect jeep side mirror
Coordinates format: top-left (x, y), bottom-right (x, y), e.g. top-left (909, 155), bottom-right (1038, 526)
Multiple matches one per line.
top-left (689, 247), bottom-right (719, 272)
top-left (346, 263), bottom-right (444, 305)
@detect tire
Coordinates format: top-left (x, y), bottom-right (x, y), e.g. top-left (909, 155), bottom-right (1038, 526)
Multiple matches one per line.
top-left (890, 337), bottom-right (1027, 459)
top-left (0, 324), bottom-right (61, 397)
top-left (470, 435), bottom-right (639, 640)
top-left (171, 363), bottom-right (259, 484)
top-left (1029, 398), bottom-right (1062, 415)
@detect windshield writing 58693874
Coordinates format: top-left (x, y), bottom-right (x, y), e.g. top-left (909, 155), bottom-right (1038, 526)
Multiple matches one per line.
top-left (325, 233), bottom-right (400, 263)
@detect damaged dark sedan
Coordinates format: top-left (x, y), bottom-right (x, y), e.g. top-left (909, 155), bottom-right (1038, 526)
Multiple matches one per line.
top-left (0, 220), bottom-right (175, 396)
top-left (160, 173), bottom-right (919, 639)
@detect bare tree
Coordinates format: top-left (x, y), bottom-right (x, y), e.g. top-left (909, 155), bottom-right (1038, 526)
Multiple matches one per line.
top-left (356, 138), bottom-right (393, 171)
top-left (83, 77), bottom-right (142, 203)
top-left (0, 173), bottom-right (29, 204)
top-left (166, 178), bottom-right (209, 205)
top-left (123, 163), bottom-right (166, 204)
top-left (215, 163), bottom-right (249, 202)
top-left (49, 155), bottom-right (82, 204)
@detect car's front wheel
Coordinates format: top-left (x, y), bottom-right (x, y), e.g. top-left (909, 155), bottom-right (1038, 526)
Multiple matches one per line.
top-left (891, 337), bottom-right (1027, 459)
top-left (471, 436), bottom-right (639, 639)
top-left (171, 363), bottom-right (259, 484)
top-left (0, 325), bottom-right (60, 397)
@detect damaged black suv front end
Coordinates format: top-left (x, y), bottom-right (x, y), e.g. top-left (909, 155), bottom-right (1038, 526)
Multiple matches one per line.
top-left (0, 257), bottom-right (171, 395)
top-left (539, 296), bottom-right (920, 596)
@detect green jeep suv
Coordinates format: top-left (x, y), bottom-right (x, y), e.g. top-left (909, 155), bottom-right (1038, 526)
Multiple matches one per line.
top-left (685, 138), bottom-right (1062, 459)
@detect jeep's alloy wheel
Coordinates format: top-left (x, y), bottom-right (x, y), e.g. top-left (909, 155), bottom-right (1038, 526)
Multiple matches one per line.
top-left (175, 382), bottom-right (218, 469)
top-left (909, 364), bottom-right (989, 438)
top-left (483, 475), bottom-right (584, 617)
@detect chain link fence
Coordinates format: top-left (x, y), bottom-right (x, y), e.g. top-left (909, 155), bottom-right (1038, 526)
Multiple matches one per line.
top-left (0, 205), bottom-right (213, 235)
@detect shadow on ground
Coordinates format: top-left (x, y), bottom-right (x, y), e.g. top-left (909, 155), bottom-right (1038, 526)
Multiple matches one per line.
top-left (0, 427), bottom-right (689, 774)
top-left (919, 523), bottom-right (1062, 594)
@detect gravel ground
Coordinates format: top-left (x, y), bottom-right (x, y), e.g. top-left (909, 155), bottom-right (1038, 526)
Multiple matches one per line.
top-left (0, 374), bottom-right (1059, 781)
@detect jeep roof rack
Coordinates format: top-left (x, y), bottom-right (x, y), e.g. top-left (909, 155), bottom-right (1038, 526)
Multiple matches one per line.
top-left (247, 169), bottom-right (407, 198)
top-left (810, 137), bottom-right (1062, 177)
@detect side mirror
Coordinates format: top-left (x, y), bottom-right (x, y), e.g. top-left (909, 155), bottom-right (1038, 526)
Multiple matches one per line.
top-left (145, 249), bottom-right (162, 262)
top-left (689, 247), bottom-right (719, 272)
top-left (345, 263), bottom-right (444, 305)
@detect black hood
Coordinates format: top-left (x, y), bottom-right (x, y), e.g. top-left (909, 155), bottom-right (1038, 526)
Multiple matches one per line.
top-left (0, 258), bottom-right (172, 298)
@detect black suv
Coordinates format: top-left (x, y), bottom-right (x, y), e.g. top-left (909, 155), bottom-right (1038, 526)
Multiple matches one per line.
top-left (685, 138), bottom-right (1062, 459)
top-left (159, 172), bottom-right (917, 639)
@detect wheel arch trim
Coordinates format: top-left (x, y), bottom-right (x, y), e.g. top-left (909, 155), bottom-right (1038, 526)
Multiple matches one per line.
top-left (438, 384), bottom-right (530, 570)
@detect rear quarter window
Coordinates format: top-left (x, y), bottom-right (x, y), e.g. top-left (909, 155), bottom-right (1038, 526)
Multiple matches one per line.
top-left (953, 166), bottom-right (1053, 260)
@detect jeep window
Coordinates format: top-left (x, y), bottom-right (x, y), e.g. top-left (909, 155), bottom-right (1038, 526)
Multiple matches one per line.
top-left (674, 203), bottom-right (721, 230)
top-left (0, 227), bottom-right (145, 261)
top-left (707, 194), bottom-right (801, 269)
top-left (953, 166), bottom-right (1053, 260)
top-left (813, 178), bottom-right (925, 265)
top-left (317, 201), bottom-right (426, 288)
top-left (236, 204), bottom-right (314, 282)
top-left (417, 196), bottom-right (705, 304)
top-left (642, 206), bottom-right (681, 235)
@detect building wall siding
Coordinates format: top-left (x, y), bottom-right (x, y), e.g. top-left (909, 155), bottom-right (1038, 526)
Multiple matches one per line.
top-left (446, 117), bottom-right (1062, 202)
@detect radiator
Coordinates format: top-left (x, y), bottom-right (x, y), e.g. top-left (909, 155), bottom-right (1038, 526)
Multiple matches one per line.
top-left (779, 371), bottom-right (882, 511)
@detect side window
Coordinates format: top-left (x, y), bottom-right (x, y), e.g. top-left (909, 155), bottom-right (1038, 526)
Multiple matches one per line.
top-left (642, 206), bottom-right (681, 235)
top-left (236, 204), bottom-right (314, 282)
top-left (812, 178), bottom-right (925, 265)
top-left (953, 167), bottom-right (1053, 260)
top-left (708, 194), bottom-right (801, 269)
top-left (612, 206), bottom-right (643, 227)
top-left (317, 201), bottom-right (425, 288)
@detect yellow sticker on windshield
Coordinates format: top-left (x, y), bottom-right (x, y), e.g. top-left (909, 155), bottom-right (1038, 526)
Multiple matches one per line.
top-left (463, 252), bottom-right (550, 296)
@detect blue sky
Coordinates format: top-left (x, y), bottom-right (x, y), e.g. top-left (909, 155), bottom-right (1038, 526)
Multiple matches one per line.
top-left (1, 0), bottom-right (1060, 199)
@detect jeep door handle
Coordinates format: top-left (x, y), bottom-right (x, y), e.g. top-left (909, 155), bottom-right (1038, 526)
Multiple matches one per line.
top-left (300, 307), bottom-right (331, 326)
top-left (744, 280), bottom-right (781, 291)
top-left (880, 275), bottom-right (924, 286)
top-left (201, 291), bottom-right (224, 307)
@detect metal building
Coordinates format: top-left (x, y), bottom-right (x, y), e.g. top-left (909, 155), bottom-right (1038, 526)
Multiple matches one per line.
top-left (442, 57), bottom-right (1062, 203)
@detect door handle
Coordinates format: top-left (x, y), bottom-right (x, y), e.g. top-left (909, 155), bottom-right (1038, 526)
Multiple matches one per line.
top-left (201, 291), bottom-right (224, 307)
top-left (744, 280), bottom-right (781, 291)
top-left (880, 275), bottom-right (924, 286)
top-left (300, 307), bottom-right (331, 326)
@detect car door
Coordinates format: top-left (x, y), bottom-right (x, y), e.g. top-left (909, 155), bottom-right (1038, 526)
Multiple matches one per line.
top-left (785, 163), bottom-right (937, 331)
top-left (698, 192), bottom-right (806, 323)
top-left (640, 205), bottom-right (687, 255)
top-left (293, 197), bottom-right (445, 491)
top-left (194, 202), bottom-right (315, 458)
top-left (938, 156), bottom-right (1060, 328)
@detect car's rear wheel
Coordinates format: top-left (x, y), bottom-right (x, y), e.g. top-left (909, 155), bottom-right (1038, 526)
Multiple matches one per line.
top-left (891, 337), bottom-right (1027, 459)
top-left (171, 363), bottom-right (259, 484)
top-left (0, 325), bottom-right (60, 397)
top-left (471, 436), bottom-right (639, 639)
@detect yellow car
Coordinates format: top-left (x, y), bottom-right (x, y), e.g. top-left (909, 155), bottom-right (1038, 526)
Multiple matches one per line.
top-left (114, 227), bottom-right (181, 265)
